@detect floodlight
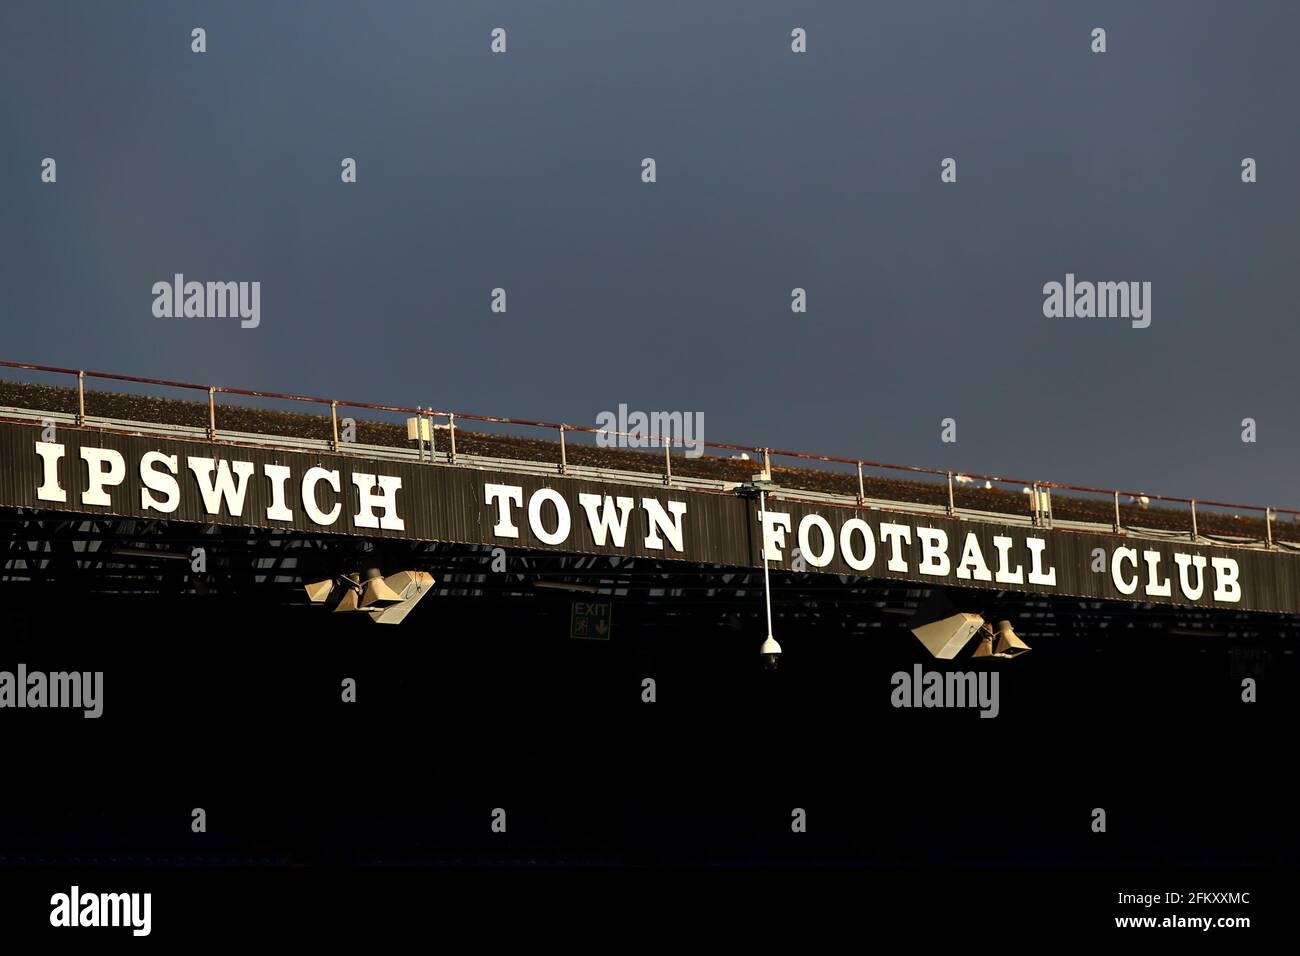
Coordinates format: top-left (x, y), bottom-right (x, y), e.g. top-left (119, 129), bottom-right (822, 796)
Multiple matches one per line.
top-left (360, 575), bottom-right (404, 607)
top-left (364, 571), bottom-right (435, 624)
top-left (908, 591), bottom-right (984, 660)
top-left (993, 620), bottom-right (1031, 658)
top-left (304, 579), bottom-right (335, 603)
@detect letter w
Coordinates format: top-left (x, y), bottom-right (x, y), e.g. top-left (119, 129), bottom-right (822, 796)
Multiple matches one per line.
top-left (578, 494), bottom-right (635, 547)
top-left (187, 457), bottom-right (255, 516)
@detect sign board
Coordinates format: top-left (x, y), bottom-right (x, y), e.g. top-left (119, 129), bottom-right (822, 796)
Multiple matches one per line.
top-left (570, 601), bottom-right (612, 641)
top-left (2, 420), bottom-right (1299, 614)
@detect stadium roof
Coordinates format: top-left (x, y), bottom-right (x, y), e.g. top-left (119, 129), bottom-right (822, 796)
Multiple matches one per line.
top-left (1, 359), bottom-right (1296, 548)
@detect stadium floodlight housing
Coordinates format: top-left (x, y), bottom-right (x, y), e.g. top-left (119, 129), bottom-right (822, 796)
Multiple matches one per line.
top-left (304, 579), bottom-right (335, 603)
top-left (993, 620), bottom-right (1031, 658)
top-left (335, 592), bottom-right (361, 613)
top-left (360, 574), bottom-right (404, 607)
top-left (907, 592), bottom-right (1031, 660)
top-left (909, 590), bottom-right (985, 659)
top-left (304, 570), bottom-right (435, 624)
top-left (365, 571), bottom-right (435, 624)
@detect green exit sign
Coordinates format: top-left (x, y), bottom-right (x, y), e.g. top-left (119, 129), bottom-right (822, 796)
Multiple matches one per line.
top-left (570, 601), bottom-right (612, 640)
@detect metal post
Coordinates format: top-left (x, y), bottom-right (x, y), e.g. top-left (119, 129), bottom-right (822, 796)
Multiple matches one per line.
top-left (428, 412), bottom-right (436, 456)
top-left (1266, 508), bottom-right (1274, 548)
top-left (208, 387), bottom-right (217, 440)
top-left (1113, 491), bottom-right (1121, 532)
top-left (76, 371), bottom-right (85, 425)
top-left (1190, 500), bottom-right (1198, 541)
top-left (448, 413), bottom-right (457, 462)
top-left (558, 425), bottom-right (568, 475)
top-left (664, 441), bottom-right (672, 486)
top-left (946, 472), bottom-right (955, 516)
top-left (760, 488), bottom-right (774, 642)
top-left (856, 461), bottom-right (865, 506)
top-left (763, 448), bottom-right (771, 478)
top-left (330, 401), bottom-right (339, 451)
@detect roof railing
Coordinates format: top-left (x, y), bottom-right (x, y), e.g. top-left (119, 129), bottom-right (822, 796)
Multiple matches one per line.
top-left (1, 359), bottom-right (1295, 544)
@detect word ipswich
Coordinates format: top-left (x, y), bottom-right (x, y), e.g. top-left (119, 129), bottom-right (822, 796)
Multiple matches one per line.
top-left (33, 440), bottom-right (406, 530)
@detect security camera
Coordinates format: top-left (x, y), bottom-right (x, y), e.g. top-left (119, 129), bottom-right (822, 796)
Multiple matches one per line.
top-left (760, 634), bottom-right (782, 670)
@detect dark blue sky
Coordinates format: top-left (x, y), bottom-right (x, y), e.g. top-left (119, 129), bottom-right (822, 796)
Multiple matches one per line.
top-left (4, 1), bottom-right (1298, 507)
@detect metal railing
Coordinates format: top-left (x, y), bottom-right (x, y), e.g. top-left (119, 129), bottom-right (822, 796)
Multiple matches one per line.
top-left (1, 358), bottom-right (1296, 546)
